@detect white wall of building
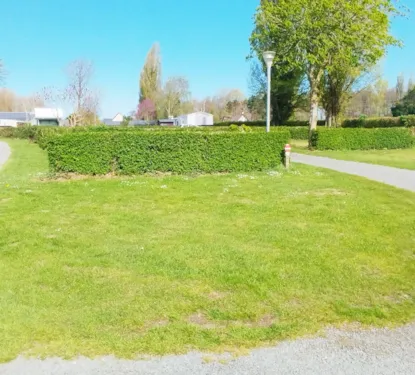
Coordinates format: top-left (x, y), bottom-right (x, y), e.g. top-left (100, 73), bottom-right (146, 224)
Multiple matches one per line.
top-left (177, 112), bottom-right (214, 127)
top-left (0, 120), bottom-right (19, 127)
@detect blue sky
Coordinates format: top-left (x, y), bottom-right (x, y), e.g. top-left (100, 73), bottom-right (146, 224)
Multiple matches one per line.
top-left (1, 0), bottom-right (415, 117)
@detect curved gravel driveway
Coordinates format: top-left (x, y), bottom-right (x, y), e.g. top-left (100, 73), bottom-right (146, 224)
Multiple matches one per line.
top-left (0, 141), bottom-right (11, 169)
top-left (0, 324), bottom-right (414, 375)
top-left (292, 153), bottom-right (415, 192)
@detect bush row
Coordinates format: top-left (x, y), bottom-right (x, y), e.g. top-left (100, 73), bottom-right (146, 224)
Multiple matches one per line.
top-left (214, 120), bottom-right (326, 127)
top-left (0, 124), bottom-right (311, 145)
top-left (46, 131), bottom-right (290, 175)
top-left (311, 128), bottom-right (414, 150)
top-left (342, 115), bottom-right (415, 128)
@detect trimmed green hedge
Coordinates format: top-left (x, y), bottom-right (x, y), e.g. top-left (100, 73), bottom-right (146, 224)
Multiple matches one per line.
top-left (214, 120), bottom-right (326, 127)
top-left (278, 127), bottom-right (309, 140)
top-left (311, 128), bottom-right (414, 150)
top-left (342, 116), bottom-right (415, 128)
top-left (46, 131), bottom-right (290, 175)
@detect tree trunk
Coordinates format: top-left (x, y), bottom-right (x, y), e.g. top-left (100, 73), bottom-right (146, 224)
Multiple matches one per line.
top-left (332, 115), bottom-right (337, 127)
top-left (326, 112), bottom-right (332, 127)
top-left (309, 87), bottom-right (319, 146)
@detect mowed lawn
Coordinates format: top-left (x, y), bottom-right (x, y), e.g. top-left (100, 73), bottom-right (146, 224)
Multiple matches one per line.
top-left (0, 139), bottom-right (414, 362)
top-left (292, 140), bottom-right (415, 170)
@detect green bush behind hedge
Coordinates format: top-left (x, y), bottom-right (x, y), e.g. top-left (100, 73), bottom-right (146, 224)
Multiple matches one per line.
top-left (46, 131), bottom-right (290, 175)
top-left (342, 116), bottom-right (415, 128)
top-left (214, 120), bottom-right (326, 127)
top-left (311, 128), bottom-right (414, 150)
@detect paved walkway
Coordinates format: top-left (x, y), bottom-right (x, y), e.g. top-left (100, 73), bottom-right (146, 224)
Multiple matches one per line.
top-left (0, 141), bottom-right (11, 169)
top-left (1, 324), bottom-right (414, 375)
top-left (292, 153), bottom-right (415, 192)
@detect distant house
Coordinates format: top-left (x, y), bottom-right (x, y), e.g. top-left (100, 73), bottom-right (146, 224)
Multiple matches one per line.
top-left (177, 112), bottom-right (214, 127)
top-left (33, 108), bottom-right (63, 126)
top-left (0, 108), bottom-right (62, 127)
top-left (112, 113), bottom-right (124, 122)
top-left (102, 113), bottom-right (124, 126)
top-left (231, 112), bottom-right (250, 122)
top-left (103, 113), bottom-right (156, 126)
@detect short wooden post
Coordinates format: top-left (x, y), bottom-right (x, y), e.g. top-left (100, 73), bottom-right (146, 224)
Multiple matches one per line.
top-left (284, 144), bottom-right (292, 169)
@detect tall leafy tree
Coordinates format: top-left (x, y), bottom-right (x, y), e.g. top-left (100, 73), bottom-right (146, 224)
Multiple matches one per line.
top-left (250, 0), bottom-right (400, 141)
top-left (408, 77), bottom-right (414, 93)
top-left (249, 61), bottom-right (304, 124)
top-left (396, 73), bottom-right (405, 101)
top-left (139, 43), bottom-right (162, 110)
top-left (391, 88), bottom-right (415, 116)
top-left (270, 67), bottom-right (305, 125)
top-left (320, 63), bottom-right (364, 127)
top-left (161, 76), bottom-right (190, 118)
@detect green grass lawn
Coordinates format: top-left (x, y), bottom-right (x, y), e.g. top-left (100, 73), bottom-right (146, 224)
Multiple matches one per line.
top-left (292, 140), bottom-right (415, 170)
top-left (1, 139), bottom-right (415, 362)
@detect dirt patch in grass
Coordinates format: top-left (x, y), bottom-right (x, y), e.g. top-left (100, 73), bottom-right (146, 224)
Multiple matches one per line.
top-left (187, 313), bottom-right (277, 329)
top-left (187, 313), bottom-right (222, 329)
top-left (207, 291), bottom-right (229, 300)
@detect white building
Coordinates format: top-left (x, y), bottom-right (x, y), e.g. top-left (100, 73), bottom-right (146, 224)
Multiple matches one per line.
top-left (32, 108), bottom-right (63, 126)
top-left (0, 108), bottom-right (63, 127)
top-left (176, 112), bottom-right (214, 127)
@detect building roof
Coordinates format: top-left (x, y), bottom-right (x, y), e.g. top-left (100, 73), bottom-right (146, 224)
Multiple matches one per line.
top-left (0, 112), bottom-right (32, 121)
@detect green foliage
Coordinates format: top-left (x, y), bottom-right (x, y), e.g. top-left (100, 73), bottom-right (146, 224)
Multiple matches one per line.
top-left (271, 67), bottom-right (306, 125)
top-left (229, 124), bottom-right (239, 132)
top-left (46, 131), bottom-right (290, 175)
top-left (216, 121), bottom-right (325, 127)
top-left (401, 115), bottom-right (415, 128)
top-left (250, 0), bottom-right (400, 129)
top-left (241, 124), bottom-right (253, 133)
top-left (391, 88), bottom-right (415, 116)
top-left (342, 117), bottom-right (402, 128)
top-left (342, 116), bottom-right (415, 128)
top-left (280, 127), bottom-right (309, 140)
top-left (0, 125), bottom-right (38, 140)
top-left (312, 128), bottom-right (414, 150)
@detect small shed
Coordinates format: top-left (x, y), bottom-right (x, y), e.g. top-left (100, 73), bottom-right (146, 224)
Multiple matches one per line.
top-left (177, 112), bottom-right (214, 127)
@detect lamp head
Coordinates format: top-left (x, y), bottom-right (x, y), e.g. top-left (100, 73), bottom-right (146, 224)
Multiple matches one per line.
top-left (262, 51), bottom-right (276, 68)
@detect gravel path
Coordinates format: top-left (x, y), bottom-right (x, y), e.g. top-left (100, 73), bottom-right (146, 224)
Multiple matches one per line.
top-left (292, 153), bottom-right (415, 192)
top-left (0, 141), bottom-right (11, 169)
top-left (1, 324), bottom-right (414, 375)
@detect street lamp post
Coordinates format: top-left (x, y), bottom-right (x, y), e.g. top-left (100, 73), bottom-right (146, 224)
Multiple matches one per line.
top-left (262, 51), bottom-right (276, 133)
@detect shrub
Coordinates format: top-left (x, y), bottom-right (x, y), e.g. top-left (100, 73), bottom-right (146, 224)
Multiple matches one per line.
top-left (311, 128), bottom-right (414, 150)
top-left (46, 130), bottom-right (290, 175)
top-left (214, 120), bottom-right (325, 127)
top-left (278, 127), bottom-right (309, 140)
top-left (342, 117), bottom-right (402, 128)
top-left (0, 127), bottom-right (15, 138)
top-left (400, 115), bottom-right (415, 128)
top-left (229, 124), bottom-right (239, 132)
top-left (241, 124), bottom-right (253, 133)
top-left (0, 125), bottom-right (39, 140)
